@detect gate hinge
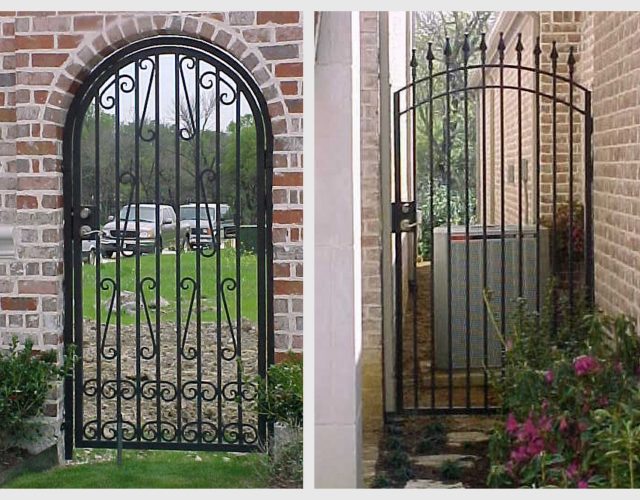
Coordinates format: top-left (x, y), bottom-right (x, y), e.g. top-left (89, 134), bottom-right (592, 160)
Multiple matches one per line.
top-left (392, 201), bottom-right (417, 233)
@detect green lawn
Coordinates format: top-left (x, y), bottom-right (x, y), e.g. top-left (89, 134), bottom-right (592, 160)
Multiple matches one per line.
top-left (3, 449), bottom-right (269, 488)
top-left (82, 249), bottom-right (259, 325)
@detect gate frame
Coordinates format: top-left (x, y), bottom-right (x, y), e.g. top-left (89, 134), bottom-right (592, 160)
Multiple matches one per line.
top-left (62, 34), bottom-right (274, 458)
top-left (389, 33), bottom-right (594, 416)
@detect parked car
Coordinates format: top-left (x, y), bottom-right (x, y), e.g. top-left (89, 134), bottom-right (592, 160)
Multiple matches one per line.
top-left (100, 204), bottom-right (189, 258)
top-left (179, 203), bottom-right (233, 250)
top-left (82, 238), bottom-right (97, 265)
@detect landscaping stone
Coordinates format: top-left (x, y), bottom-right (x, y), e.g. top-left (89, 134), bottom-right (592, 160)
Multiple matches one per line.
top-left (446, 431), bottom-right (489, 448)
top-left (411, 454), bottom-right (479, 469)
top-left (404, 479), bottom-right (464, 488)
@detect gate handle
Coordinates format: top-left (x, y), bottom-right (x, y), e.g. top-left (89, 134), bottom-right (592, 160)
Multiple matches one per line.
top-left (400, 220), bottom-right (417, 231)
top-left (80, 225), bottom-right (101, 238)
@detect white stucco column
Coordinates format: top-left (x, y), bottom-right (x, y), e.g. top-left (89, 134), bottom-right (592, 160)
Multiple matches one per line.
top-left (314, 11), bottom-right (362, 488)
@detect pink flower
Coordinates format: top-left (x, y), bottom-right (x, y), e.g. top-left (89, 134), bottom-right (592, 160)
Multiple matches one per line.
top-left (526, 437), bottom-right (544, 456)
top-left (598, 396), bottom-right (609, 407)
top-left (510, 445), bottom-right (529, 463)
top-left (573, 355), bottom-right (601, 376)
top-left (506, 413), bottom-right (519, 435)
top-left (566, 461), bottom-right (579, 479)
top-left (578, 480), bottom-right (589, 488)
top-left (559, 416), bottom-right (569, 432)
top-left (544, 370), bottom-right (554, 384)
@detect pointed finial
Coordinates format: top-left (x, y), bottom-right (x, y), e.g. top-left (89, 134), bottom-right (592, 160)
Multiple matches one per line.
top-left (567, 46), bottom-right (575, 72)
top-left (498, 32), bottom-right (506, 62)
top-left (426, 42), bottom-right (434, 71)
top-left (443, 37), bottom-right (452, 62)
top-left (410, 48), bottom-right (417, 79)
top-left (550, 40), bottom-right (558, 68)
top-left (462, 33), bottom-right (470, 63)
top-left (515, 33), bottom-right (523, 64)
top-left (479, 33), bottom-right (487, 63)
top-left (533, 35), bottom-right (541, 58)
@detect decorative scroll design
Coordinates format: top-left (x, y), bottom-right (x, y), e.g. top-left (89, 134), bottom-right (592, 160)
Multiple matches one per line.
top-left (220, 277), bottom-right (238, 361)
top-left (101, 419), bottom-right (137, 441)
top-left (199, 67), bottom-right (238, 105)
top-left (140, 380), bottom-right (177, 402)
top-left (195, 169), bottom-right (219, 259)
top-left (181, 381), bottom-right (219, 402)
top-left (138, 57), bottom-right (157, 142)
top-left (181, 421), bottom-right (219, 443)
top-left (141, 421), bottom-right (178, 442)
top-left (98, 73), bottom-right (135, 110)
top-left (139, 277), bottom-right (158, 359)
top-left (179, 277), bottom-right (198, 360)
top-left (178, 55), bottom-right (197, 141)
top-left (221, 380), bottom-right (257, 402)
top-left (101, 379), bottom-right (136, 400)
top-left (99, 277), bottom-right (118, 359)
top-left (221, 422), bottom-right (258, 445)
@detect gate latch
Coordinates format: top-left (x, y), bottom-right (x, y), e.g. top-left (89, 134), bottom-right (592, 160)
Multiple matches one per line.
top-left (392, 201), bottom-right (417, 233)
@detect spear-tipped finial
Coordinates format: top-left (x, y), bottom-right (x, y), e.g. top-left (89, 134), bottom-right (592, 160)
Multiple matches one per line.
top-left (479, 32), bottom-right (487, 62)
top-left (426, 42), bottom-right (434, 70)
top-left (410, 48), bottom-right (417, 78)
top-left (498, 32), bottom-right (506, 62)
top-left (533, 35), bottom-right (542, 59)
top-left (550, 40), bottom-right (558, 68)
top-left (567, 46), bottom-right (576, 72)
top-left (443, 37), bottom-right (452, 62)
top-left (515, 33), bottom-right (524, 63)
top-left (462, 33), bottom-right (470, 63)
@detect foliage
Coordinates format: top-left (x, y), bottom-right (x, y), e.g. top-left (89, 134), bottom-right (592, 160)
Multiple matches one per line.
top-left (0, 338), bottom-right (75, 449)
top-left (540, 202), bottom-right (585, 267)
top-left (419, 180), bottom-right (475, 259)
top-left (440, 460), bottom-right (462, 481)
top-left (371, 473), bottom-right (392, 488)
top-left (256, 355), bottom-right (303, 427)
top-left (416, 421), bottom-right (447, 454)
top-left (486, 287), bottom-right (640, 488)
top-left (265, 430), bottom-right (303, 489)
top-left (382, 448), bottom-right (414, 483)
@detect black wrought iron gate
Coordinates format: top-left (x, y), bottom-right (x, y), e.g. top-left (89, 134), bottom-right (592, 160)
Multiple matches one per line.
top-left (391, 33), bottom-right (593, 414)
top-left (63, 36), bottom-right (273, 456)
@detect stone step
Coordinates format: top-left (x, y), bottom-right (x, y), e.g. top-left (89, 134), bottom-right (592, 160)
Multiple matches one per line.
top-left (411, 454), bottom-right (480, 469)
top-left (405, 479), bottom-right (464, 489)
top-left (447, 431), bottom-right (489, 448)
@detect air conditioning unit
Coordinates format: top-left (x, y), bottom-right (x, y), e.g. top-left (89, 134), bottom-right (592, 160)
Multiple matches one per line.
top-left (433, 225), bottom-right (550, 370)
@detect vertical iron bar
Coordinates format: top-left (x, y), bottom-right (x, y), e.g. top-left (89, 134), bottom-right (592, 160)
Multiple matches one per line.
top-left (235, 89), bottom-right (243, 442)
top-left (115, 68), bottom-right (123, 451)
top-left (154, 53), bottom-right (161, 442)
top-left (498, 33), bottom-right (506, 378)
top-left (551, 42), bottom-right (559, 335)
top-left (409, 49), bottom-right (418, 411)
top-left (480, 34), bottom-right (489, 410)
top-left (444, 37), bottom-right (453, 409)
top-left (568, 48), bottom-right (575, 319)
top-left (256, 121), bottom-right (267, 444)
top-left (134, 59), bottom-right (142, 443)
top-left (215, 65), bottom-right (223, 444)
top-left (534, 38), bottom-right (542, 313)
top-left (195, 59), bottom-right (203, 444)
top-left (393, 91), bottom-right (403, 412)
top-left (584, 92), bottom-right (594, 306)
top-left (427, 44), bottom-right (435, 411)
top-left (174, 53), bottom-right (182, 443)
top-left (463, 34), bottom-right (471, 410)
top-left (517, 34), bottom-right (524, 298)
top-left (94, 95), bottom-right (102, 441)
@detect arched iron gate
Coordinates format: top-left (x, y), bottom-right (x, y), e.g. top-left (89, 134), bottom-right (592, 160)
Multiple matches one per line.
top-left (62, 36), bottom-right (274, 456)
top-left (391, 32), bottom-right (593, 415)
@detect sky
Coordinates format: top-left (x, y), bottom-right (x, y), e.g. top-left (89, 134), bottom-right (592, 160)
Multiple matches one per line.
top-left (98, 53), bottom-right (252, 131)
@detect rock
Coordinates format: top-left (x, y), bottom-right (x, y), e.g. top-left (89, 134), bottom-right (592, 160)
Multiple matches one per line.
top-left (148, 297), bottom-right (170, 309)
top-left (411, 454), bottom-right (479, 469)
top-left (405, 479), bottom-right (464, 489)
top-left (121, 302), bottom-right (137, 314)
top-left (194, 455), bottom-right (202, 462)
top-left (447, 431), bottom-right (489, 447)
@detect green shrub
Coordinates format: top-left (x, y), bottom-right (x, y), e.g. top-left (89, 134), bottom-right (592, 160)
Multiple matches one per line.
top-left (267, 430), bottom-right (303, 488)
top-left (0, 337), bottom-right (74, 449)
top-left (371, 473), bottom-right (392, 488)
top-left (256, 354), bottom-right (302, 427)
top-left (440, 460), bottom-right (462, 481)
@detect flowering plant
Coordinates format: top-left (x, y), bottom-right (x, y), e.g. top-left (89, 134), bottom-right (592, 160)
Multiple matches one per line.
top-left (486, 287), bottom-right (640, 488)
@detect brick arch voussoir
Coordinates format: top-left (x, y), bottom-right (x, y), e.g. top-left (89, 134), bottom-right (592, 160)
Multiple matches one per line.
top-left (45, 13), bottom-right (290, 136)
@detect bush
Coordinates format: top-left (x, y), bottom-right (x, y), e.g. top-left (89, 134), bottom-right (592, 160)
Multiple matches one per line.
top-left (486, 287), bottom-right (640, 488)
top-left (266, 428), bottom-right (303, 488)
top-left (256, 354), bottom-right (302, 427)
top-left (0, 337), bottom-right (74, 450)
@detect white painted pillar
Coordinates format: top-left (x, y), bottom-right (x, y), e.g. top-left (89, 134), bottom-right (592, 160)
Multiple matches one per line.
top-left (314, 11), bottom-right (362, 488)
